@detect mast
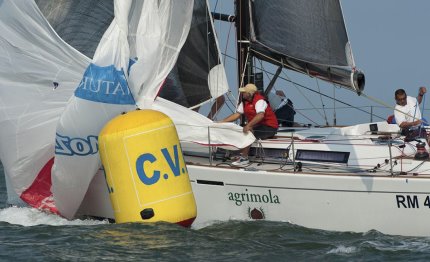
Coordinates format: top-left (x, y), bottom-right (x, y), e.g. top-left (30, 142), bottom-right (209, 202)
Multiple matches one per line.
top-left (235, 0), bottom-right (254, 90)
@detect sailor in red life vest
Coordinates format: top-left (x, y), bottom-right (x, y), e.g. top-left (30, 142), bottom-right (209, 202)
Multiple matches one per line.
top-left (220, 83), bottom-right (278, 167)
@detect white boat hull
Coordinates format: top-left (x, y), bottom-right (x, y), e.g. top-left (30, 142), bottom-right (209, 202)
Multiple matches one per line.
top-left (188, 162), bottom-right (430, 237)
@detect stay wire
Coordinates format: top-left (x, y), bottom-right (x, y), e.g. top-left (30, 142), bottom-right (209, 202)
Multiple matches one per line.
top-left (419, 93), bottom-right (426, 135)
top-left (243, 54), bottom-right (385, 121)
top-left (315, 78), bottom-right (329, 126)
top-left (333, 83), bottom-right (337, 126)
top-left (220, 52), bottom-right (387, 122)
top-left (257, 57), bottom-right (315, 125)
top-left (244, 50), bottom-right (388, 121)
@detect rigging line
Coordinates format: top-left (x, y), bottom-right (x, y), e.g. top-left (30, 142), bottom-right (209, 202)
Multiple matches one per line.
top-left (247, 49), bottom-right (385, 120)
top-left (223, 23), bottom-right (233, 65)
top-left (275, 72), bottom-right (385, 121)
top-left (210, 1), bottom-right (236, 119)
top-left (218, 91), bottom-right (237, 116)
top-left (257, 58), bottom-right (271, 84)
top-left (315, 78), bottom-right (329, 126)
top-left (214, 0), bottom-right (222, 102)
top-left (361, 92), bottom-right (419, 121)
top-left (277, 72), bottom-right (385, 121)
top-left (209, 2), bottom-right (229, 118)
top-left (239, 49), bottom-right (250, 89)
top-left (226, 98), bottom-right (234, 113)
top-left (221, 52), bottom-right (386, 121)
top-left (256, 58), bottom-right (283, 98)
top-left (251, 48), bottom-right (313, 76)
top-left (412, 91), bottom-right (419, 121)
top-left (213, 0), bottom-right (219, 10)
top-left (292, 109), bottom-right (320, 126)
top-left (234, 9), bottom-right (240, 103)
top-left (280, 70), bottom-right (327, 123)
top-left (206, 3), bottom-right (216, 116)
top-left (252, 53), bottom-right (326, 122)
top-left (419, 93), bottom-right (426, 135)
top-left (256, 58), bottom-right (281, 96)
top-left (333, 84), bottom-right (337, 126)
top-left (238, 0), bottom-right (242, 90)
top-left (297, 106), bottom-right (380, 110)
top-left (256, 58), bottom-right (318, 126)
top-left (255, 58), bottom-right (320, 125)
top-left (297, 105), bottom-right (399, 111)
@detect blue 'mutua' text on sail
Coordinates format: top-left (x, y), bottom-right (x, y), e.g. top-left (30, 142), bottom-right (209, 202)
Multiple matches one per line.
top-left (74, 63), bottom-right (135, 105)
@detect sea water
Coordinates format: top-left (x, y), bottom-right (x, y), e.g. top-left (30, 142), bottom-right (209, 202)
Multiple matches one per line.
top-left (1, 163), bottom-right (430, 261)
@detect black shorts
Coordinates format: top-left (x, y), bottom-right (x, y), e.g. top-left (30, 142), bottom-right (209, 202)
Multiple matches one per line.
top-left (253, 125), bottom-right (277, 140)
top-left (403, 126), bottom-right (427, 142)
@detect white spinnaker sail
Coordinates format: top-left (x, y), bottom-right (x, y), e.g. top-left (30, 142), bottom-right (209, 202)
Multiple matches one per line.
top-left (151, 98), bottom-right (256, 148)
top-left (51, 0), bottom-right (137, 219)
top-left (0, 0), bottom-right (88, 212)
top-left (0, 0), bottom-right (253, 219)
top-left (128, 0), bottom-right (194, 108)
top-left (52, 0), bottom-right (196, 219)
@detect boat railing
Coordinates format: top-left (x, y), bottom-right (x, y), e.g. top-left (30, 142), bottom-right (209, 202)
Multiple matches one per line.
top-left (178, 123), bottom-right (427, 175)
top-left (294, 105), bottom-right (430, 127)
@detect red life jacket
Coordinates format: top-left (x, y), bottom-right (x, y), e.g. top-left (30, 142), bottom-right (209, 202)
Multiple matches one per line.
top-left (243, 92), bottom-right (279, 129)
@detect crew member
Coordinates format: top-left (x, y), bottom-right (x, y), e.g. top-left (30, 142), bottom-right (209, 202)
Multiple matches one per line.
top-left (221, 83), bottom-right (278, 167)
top-left (394, 87), bottom-right (427, 137)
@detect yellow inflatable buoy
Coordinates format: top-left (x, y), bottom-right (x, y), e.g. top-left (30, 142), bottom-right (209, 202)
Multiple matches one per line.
top-left (99, 109), bottom-right (196, 226)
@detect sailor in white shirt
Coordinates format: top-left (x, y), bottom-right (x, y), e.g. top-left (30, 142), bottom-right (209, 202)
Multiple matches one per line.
top-left (394, 87), bottom-right (426, 129)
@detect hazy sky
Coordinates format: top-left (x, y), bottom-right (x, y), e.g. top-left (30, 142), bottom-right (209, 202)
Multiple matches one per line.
top-left (210, 1), bottom-right (430, 126)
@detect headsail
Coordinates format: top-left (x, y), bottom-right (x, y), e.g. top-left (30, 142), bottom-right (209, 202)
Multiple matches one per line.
top-left (249, 0), bottom-right (364, 93)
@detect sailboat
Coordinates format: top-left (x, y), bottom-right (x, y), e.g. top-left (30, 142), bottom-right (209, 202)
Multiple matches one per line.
top-left (1, 0), bottom-right (430, 237)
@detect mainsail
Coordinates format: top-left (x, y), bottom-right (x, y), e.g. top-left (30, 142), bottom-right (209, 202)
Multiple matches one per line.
top-left (249, 0), bottom-right (364, 93)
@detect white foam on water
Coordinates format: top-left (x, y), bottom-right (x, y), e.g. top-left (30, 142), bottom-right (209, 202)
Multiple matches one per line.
top-left (0, 206), bottom-right (108, 227)
top-left (365, 240), bottom-right (430, 252)
top-left (191, 220), bottom-right (221, 230)
top-left (327, 245), bottom-right (358, 254)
